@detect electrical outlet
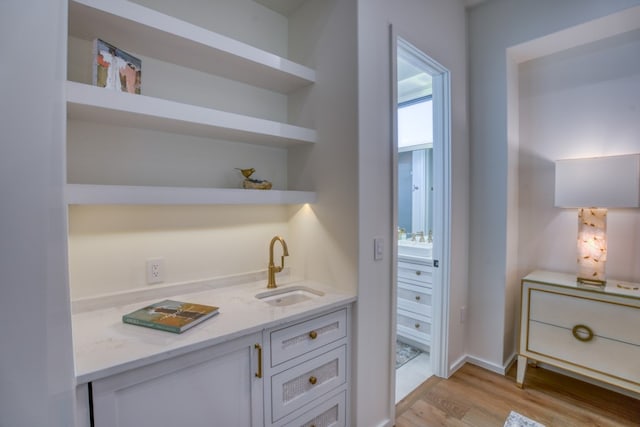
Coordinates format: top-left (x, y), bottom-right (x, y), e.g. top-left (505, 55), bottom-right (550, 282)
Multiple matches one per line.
top-left (146, 258), bottom-right (164, 284)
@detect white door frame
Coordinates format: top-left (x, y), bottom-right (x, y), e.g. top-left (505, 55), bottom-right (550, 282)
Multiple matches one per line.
top-left (390, 30), bottom-right (452, 413)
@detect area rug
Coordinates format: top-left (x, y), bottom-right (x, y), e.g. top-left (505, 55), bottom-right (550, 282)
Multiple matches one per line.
top-left (503, 411), bottom-right (545, 427)
top-left (396, 341), bottom-right (421, 369)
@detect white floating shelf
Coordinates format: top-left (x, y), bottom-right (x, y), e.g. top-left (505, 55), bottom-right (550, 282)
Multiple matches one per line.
top-left (68, 0), bottom-right (315, 93)
top-left (66, 184), bottom-right (316, 205)
top-left (66, 81), bottom-right (317, 146)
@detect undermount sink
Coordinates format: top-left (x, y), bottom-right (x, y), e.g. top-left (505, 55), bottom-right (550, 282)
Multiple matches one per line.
top-left (398, 239), bottom-right (433, 258)
top-left (255, 286), bottom-right (324, 307)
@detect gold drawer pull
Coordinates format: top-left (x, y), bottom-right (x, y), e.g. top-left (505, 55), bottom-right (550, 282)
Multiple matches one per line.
top-left (254, 343), bottom-right (263, 378)
top-left (414, 323), bottom-right (420, 329)
top-left (309, 330), bottom-right (318, 340)
top-left (415, 295), bottom-right (421, 301)
top-left (415, 271), bottom-right (422, 276)
top-left (572, 324), bottom-right (594, 342)
top-left (309, 376), bottom-right (318, 385)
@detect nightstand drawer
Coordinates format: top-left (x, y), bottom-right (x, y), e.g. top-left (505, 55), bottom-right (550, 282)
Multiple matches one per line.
top-left (528, 320), bottom-right (640, 385)
top-left (529, 289), bottom-right (640, 346)
top-left (270, 309), bottom-right (347, 367)
top-left (271, 346), bottom-right (346, 422)
top-left (398, 262), bottom-right (433, 285)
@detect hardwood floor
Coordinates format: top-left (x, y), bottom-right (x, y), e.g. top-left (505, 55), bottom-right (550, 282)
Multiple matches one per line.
top-left (395, 363), bottom-right (640, 427)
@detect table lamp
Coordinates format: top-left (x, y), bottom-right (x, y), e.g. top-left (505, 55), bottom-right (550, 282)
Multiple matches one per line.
top-left (555, 154), bottom-right (640, 286)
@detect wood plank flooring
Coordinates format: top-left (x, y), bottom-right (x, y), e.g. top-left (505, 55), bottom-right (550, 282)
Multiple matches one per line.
top-left (395, 363), bottom-right (640, 427)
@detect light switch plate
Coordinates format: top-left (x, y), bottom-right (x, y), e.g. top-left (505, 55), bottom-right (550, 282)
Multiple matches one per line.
top-left (374, 237), bottom-right (384, 261)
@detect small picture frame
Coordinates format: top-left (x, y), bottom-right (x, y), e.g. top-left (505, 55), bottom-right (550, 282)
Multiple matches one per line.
top-left (93, 38), bottom-right (142, 94)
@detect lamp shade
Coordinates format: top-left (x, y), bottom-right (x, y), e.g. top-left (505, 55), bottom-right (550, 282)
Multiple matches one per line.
top-left (555, 154), bottom-right (640, 208)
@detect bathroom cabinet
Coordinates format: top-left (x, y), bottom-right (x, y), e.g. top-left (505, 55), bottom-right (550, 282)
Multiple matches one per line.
top-left (517, 270), bottom-right (640, 395)
top-left (396, 256), bottom-right (433, 352)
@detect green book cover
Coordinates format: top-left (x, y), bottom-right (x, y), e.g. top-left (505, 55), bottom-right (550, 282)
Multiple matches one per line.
top-left (123, 300), bottom-right (219, 333)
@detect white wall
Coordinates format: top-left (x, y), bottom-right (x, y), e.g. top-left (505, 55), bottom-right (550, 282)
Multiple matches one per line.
top-left (0, 1), bottom-right (76, 425)
top-left (518, 28), bottom-right (640, 281)
top-left (467, 0), bottom-right (640, 372)
top-left (357, 1), bottom-right (469, 425)
top-left (287, 0), bottom-right (358, 293)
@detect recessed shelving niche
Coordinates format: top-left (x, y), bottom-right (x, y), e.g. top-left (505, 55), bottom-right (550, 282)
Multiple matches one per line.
top-left (66, 0), bottom-right (317, 206)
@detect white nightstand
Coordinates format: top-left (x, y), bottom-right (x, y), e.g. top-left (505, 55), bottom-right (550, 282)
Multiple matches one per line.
top-left (517, 270), bottom-right (640, 395)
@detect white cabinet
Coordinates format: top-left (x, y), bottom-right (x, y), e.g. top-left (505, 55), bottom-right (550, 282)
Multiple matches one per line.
top-left (75, 305), bottom-right (352, 427)
top-left (517, 271), bottom-right (640, 395)
top-left (396, 257), bottom-right (433, 352)
top-left (66, 0), bottom-right (317, 206)
top-left (264, 308), bottom-right (350, 427)
top-left (90, 333), bottom-right (263, 427)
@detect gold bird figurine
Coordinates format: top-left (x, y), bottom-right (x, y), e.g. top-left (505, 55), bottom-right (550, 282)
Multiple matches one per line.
top-left (235, 168), bottom-right (255, 178)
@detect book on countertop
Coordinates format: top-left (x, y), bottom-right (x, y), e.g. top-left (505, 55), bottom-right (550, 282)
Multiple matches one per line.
top-left (93, 38), bottom-right (142, 94)
top-left (122, 300), bottom-right (219, 334)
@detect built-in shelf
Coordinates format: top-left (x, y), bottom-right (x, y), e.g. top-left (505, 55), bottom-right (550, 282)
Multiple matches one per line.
top-left (68, 0), bottom-right (315, 93)
top-left (66, 184), bottom-right (316, 205)
top-left (66, 81), bottom-right (317, 146)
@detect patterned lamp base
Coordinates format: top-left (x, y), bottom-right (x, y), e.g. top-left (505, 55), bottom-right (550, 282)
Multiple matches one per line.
top-left (577, 208), bottom-right (607, 286)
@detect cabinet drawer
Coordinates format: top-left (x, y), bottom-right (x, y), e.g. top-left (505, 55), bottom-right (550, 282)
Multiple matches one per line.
top-left (528, 321), bottom-right (640, 385)
top-left (272, 346), bottom-right (346, 422)
top-left (270, 309), bottom-right (347, 367)
top-left (397, 310), bottom-right (431, 332)
top-left (398, 262), bottom-right (433, 285)
top-left (529, 289), bottom-right (640, 346)
top-left (398, 283), bottom-right (431, 314)
top-left (397, 309), bottom-right (431, 347)
top-left (283, 390), bottom-right (346, 427)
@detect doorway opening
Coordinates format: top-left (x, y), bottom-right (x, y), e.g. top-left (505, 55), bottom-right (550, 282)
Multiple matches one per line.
top-left (393, 36), bottom-right (451, 404)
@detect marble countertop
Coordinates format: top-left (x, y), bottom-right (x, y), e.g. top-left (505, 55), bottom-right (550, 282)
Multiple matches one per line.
top-left (72, 278), bottom-right (356, 384)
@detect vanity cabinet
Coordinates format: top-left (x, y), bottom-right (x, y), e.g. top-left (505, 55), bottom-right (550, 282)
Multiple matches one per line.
top-left (89, 333), bottom-right (264, 427)
top-left (75, 305), bottom-right (352, 427)
top-left (517, 270), bottom-right (640, 395)
top-left (396, 257), bottom-right (433, 352)
top-left (264, 308), bottom-right (350, 427)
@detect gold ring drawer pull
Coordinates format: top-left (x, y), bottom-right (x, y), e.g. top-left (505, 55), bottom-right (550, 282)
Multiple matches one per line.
top-left (572, 324), bottom-right (594, 342)
top-left (414, 323), bottom-right (420, 329)
top-left (309, 376), bottom-right (318, 385)
top-left (309, 330), bottom-right (318, 340)
top-left (415, 271), bottom-right (422, 276)
top-left (415, 295), bottom-right (421, 301)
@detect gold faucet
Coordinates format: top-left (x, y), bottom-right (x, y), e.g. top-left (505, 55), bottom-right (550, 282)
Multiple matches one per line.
top-left (267, 236), bottom-right (289, 289)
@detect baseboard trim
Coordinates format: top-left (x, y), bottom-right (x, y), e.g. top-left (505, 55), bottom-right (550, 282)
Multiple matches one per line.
top-left (465, 355), bottom-right (510, 375)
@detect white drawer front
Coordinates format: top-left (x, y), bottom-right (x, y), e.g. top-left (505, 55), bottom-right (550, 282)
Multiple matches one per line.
top-left (398, 262), bottom-right (433, 285)
top-left (272, 346), bottom-right (346, 422)
top-left (398, 283), bottom-right (431, 314)
top-left (283, 390), bottom-right (346, 427)
top-left (528, 321), bottom-right (640, 385)
top-left (529, 289), bottom-right (640, 345)
top-left (397, 309), bottom-right (431, 348)
top-left (397, 311), bottom-right (431, 334)
top-left (270, 309), bottom-right (347, 367)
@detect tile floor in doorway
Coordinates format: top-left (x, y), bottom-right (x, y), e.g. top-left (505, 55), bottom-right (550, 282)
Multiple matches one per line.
top-left (395, 351), bottom-right (432, 403)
